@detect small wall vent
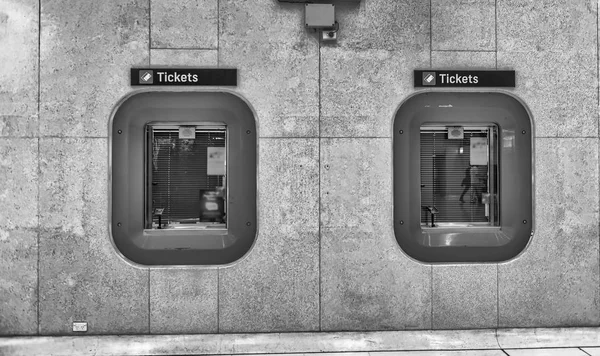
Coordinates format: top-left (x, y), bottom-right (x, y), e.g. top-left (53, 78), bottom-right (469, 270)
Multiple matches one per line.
top-left (448, 126), bottom-right (464, 139)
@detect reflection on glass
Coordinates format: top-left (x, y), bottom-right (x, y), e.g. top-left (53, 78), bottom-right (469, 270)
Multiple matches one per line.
top-left (420, 124), bottom-right (499, 227)
top-left (145, 124), bottom-right (227, 231)
top-left (502, 129), bottom-right (515, 148)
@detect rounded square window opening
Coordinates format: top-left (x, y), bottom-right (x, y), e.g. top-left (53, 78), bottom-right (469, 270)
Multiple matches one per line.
top-left (392, 92), bottom-right (533, 263)
top-left (110, 91), bottom-right (257, 266)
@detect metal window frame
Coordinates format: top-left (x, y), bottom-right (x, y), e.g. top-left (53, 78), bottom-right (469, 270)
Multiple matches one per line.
top-left (109, 90), bottom-right (257, 266)
top-left (393, 91), bottom-right (534, 263)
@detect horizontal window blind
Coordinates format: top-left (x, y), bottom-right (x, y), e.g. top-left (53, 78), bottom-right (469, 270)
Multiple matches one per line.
top-left (420, 130), bottom-right (490, 224)
top-left (150, 129), bottom-right (225, 224)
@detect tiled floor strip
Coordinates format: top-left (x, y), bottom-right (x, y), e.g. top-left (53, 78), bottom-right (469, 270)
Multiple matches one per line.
top-left (2, 328), bottom-right (600, 356)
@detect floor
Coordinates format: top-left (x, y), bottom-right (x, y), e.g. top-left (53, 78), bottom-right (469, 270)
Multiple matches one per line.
top-left (3, 327), bottom-right (600, 356)
top-left (311, 350), bottom-right (600, 355)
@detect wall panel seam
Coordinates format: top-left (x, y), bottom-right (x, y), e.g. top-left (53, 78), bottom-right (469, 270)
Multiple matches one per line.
top-left (429, 0), bottom-right (432, 67)
top-left (496, 264), bottom-right (499, 328)
top-left (494, 0), bottom-right (498, 68)
top-left (149, 0), bottom-right (152, 65)
top-left (217, 267), bottom-right (220, 333)
top-left (318, 30), bottom-right (322, 332)
top-left (597, 0), bottom-right (600, 327)
top-left (217, 0), bottom-right (220, 67)
top-left (430, 266), bottom-right (433, 329)
top-left (432, 49), bottom-right (497, 53)
top-left (495, 0), bottom-right (499, 327)
top-left (259, 136), bottom-right (392, 139)
top-left (147, 269), bottom-right (151, 333)
top-left (217, 0), bottom-right (221, 333)
top-left (37, 0), bottom-right (41, 336)
top-left (151, 47), bottom-right (218, 51)
top-left (535, 137), bottom-right (600, 139)
top-left (34, 136), bottom-right (112, 139)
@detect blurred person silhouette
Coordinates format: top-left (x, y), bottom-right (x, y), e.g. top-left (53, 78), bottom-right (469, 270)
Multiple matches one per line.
top-left (459, 166), bottom-right (471, 203)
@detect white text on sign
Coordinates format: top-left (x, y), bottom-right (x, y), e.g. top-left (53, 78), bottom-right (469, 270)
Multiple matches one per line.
top-left (440, 74), bottom-right (479, 84)
top-left (156, 72), bottom-right (199, 83)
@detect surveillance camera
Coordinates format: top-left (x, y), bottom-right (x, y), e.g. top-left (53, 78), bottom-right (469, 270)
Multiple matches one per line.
top-left (322, 30), bottom-right (337, 41)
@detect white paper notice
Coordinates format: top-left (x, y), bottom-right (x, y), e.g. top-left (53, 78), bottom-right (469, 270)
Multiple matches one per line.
top-left (207, 147), bottom-right (226, 175)
top-left (470, 137), bottom-right (488, 165)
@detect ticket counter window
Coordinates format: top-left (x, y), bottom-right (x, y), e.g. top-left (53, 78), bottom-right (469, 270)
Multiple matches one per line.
top-left (146, 125), bottom-right (227, 231)
top-left (393, 92), bottom-right (533, 263)
top-left (111, 91), bottom-right (257, 266)
top-left (420, 125), bottom-right (499, 228)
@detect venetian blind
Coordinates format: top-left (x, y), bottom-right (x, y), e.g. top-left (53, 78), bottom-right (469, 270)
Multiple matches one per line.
top-left (151, 129), bottom-right (225, 223)
top-left (420, 130), bottom-right (489, 224)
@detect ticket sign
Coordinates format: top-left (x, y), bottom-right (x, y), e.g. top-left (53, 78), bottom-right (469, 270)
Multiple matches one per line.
top-left (414, 70), bottom-right (515, 88)
top-left (131, 68), bottom-right (237, 86)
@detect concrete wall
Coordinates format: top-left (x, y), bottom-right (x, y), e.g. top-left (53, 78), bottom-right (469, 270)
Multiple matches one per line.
top-left (0, 0), bottom-right (598, 335)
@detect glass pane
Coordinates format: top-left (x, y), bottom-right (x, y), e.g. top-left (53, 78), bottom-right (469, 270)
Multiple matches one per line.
top-left (420, 124), bottom-right (499, 227)
top-left (145, 124), bottom-right (227, 230)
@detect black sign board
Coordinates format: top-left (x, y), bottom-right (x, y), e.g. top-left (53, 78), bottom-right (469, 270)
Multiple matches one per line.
top-left (414, 70), bottom-right (515, 88)
top-left (131, 68), bottom-right (237, 86)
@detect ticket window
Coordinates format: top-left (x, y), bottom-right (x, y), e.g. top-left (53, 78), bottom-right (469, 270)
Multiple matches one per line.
top-left (393, 92), bottom-right (533, 263)
top-left (420, 124), bottom-right (499, 228)
top-left (145, 124), bottom-right (228, 231)
top-left (111, 91), bottom-right (257, 266)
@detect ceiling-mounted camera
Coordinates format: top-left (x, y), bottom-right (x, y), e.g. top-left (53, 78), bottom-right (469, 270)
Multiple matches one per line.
top-left (321, 21), bottom-right (339, 41)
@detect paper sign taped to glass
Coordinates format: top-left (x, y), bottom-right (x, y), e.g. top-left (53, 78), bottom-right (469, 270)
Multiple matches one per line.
top-left (207, 147), bottom-right (226, 175)
top-left (470, 137), bottom-right (488, 165)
